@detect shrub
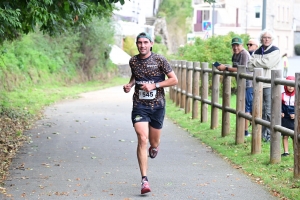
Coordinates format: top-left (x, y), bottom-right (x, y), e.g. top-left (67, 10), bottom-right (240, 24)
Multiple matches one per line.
top-left (123, 36), bottom-right (138, 56)
top-left (294, 44), bottom-right (300, 55)
top-left (155, 35), bottom-right (162, 43)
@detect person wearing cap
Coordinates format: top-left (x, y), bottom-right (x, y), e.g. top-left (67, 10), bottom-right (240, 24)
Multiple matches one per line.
top-left (216, 36), bottom-right (252, 137)
top-left (123, 32), bottom-right (178, 194)
top-left (248, 29), bottom-right (281, 142)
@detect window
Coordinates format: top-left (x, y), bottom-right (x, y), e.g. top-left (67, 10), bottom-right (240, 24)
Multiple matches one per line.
top-left (203, 10), bottom-right (210, 21)
top-left (255, 6), bottom-right (261, 18)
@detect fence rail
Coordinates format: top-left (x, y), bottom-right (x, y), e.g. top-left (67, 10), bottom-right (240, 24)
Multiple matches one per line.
top-left (169, 60), bottom-right (300, 178)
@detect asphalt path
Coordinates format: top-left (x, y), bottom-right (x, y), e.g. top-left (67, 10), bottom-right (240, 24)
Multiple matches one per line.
top-left (2, 86), bottom-right (278, 200)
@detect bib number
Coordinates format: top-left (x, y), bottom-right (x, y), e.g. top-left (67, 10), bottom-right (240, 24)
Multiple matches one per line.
top-left (139, 90), bottom-right (156, 100)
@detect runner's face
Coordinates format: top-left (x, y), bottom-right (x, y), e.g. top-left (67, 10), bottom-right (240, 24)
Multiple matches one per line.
top-left (136, 38), bottom-right (153, 57)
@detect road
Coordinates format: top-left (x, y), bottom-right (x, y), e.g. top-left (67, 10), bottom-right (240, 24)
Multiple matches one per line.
top-left (1, 86), bottom-right (278, 200)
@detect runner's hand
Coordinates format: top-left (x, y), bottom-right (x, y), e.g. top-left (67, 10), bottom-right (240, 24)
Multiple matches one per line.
top-left (140, 83), bottom-right (155, 92)
top-left (123, 84), bottom-right (132, 93)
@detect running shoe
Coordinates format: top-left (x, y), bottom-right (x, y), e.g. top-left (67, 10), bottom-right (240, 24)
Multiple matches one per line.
top-left (149, 146), bottom-right (159, 159)
top-left (141, 179), bottom-right (151, 194)
top-left (281, 152), bottom-right (290, 157)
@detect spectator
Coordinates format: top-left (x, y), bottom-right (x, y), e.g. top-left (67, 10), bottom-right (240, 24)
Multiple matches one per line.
top-left (247, 38), bottom-right (259, 55)
top-left (248, 29), bottom-right (281, 142)
top-left (281, 76), bottom-right (295, 156)
top-left (282, 53), bottom-right (289, 78)
top-left (216, 36), bottom-right (251, 136)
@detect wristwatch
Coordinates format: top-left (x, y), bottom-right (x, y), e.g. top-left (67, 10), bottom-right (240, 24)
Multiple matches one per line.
top-left (155, 83), bottom-right (160, 88)
top-left (225, 67), bottom-right (228, 71)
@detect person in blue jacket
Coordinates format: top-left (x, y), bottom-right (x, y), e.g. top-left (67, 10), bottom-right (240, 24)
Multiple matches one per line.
top-left (281, 76), bottom-right (295, 156)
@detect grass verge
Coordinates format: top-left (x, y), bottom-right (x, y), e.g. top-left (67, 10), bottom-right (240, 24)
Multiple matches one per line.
top-left (165, 96), bottom-right (299, 200)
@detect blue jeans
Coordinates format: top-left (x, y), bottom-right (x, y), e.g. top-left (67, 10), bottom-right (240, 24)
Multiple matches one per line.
top-left (262, 88), bottom-right (271, 142)
top-left (245, 87), bottom-right (253, 113)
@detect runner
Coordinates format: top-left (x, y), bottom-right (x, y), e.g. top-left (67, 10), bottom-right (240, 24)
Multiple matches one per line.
top-left (123, 32), bottom-right (178, 194)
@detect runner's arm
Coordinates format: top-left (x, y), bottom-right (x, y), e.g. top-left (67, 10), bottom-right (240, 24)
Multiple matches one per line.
top-left (123, 74), bottom-right (135, 93)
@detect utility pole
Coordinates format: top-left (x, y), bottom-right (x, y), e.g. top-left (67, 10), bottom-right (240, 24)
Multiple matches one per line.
top-left (262, 0), bottom-right (266, 30)
top-left (212, 3), bottom-right (215, 36)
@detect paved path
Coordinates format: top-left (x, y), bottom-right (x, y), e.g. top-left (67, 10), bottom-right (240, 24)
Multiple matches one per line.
top-left (2, 86), bottom-right (278, 200)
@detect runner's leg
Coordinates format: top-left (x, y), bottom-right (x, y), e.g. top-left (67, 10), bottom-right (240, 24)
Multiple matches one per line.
top-left (149, 126), bottom-right (161, 148)
top-left (134, 122), bottom-right (149, 176)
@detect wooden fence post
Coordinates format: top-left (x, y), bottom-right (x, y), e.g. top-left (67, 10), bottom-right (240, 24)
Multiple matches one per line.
top-left (270, 69), bottom-right (282, 164)
top-left (251, 68), bottom-right (263, 154)
top-left (201, 62), bottom-right (208, 123)
top-left (185, 61), bottom-right (193, 114)
top-left (222, 65), bottom-right (231, 137)
top-left (169, 60), bottom-right (174, 101)
top-left (192, 62), bottom-right (200, 119)
top-left (211, 65), bottom-right (219, 129)
top-left (181, 60), bottom-right (186, 109)
top-left (172, 60), bottom-right (178, 102)
top-left (294, 73), bottom-right (300, 178)
top-left (236, 66), bottom-right (246, 144)
top-left (176, 61), bottom-right (182, 107)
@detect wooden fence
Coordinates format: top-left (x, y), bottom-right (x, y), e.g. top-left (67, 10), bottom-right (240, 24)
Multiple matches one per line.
top-left (169, 60), bottom-right (300, 178)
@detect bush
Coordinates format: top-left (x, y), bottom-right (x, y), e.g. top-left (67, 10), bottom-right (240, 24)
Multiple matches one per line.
top-left (123, 36), bottom-right (138, 56)
top-left (155, 35), bottom-right (162, 43)
top-left (294, 44), bottom-right (300, 55)
top-left (173, 32), bottom-right (250, 95)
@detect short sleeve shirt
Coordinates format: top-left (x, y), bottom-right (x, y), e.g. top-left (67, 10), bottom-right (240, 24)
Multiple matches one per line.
top-left (129, 53), bottom-right (173, 109)
top-left (232, 49), bottom-right (252, 88)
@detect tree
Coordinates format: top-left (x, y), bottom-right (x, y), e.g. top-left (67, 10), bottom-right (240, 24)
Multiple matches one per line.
top-left (0, 0), bottom-right (125, 43)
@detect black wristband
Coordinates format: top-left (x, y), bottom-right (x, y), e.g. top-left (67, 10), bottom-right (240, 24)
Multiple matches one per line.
top-left (225, 67), bottom-right (228, 71)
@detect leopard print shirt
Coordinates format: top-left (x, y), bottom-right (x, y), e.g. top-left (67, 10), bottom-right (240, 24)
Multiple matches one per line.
top-left (129, 53), bottom-right (173, 108)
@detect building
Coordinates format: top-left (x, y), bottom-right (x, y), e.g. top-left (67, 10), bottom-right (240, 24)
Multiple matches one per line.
top-left (113, 0), bottom-right (162, 48)
top-left (192, 0), bottom-right (296, 56)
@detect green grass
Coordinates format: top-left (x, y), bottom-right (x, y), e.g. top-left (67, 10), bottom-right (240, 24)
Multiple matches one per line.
top-left (166, 95), bottom-right (299, 200)
top-left (0, 77), bottom-right (127, 115)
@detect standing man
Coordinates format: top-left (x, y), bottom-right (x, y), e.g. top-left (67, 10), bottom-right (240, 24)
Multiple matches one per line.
top-left (242, 38), bottom-right (259, 136)
top-left (216, 36), bottom-right (252, 137)
top-left (248, 29), bottom-right (281, 142)
top-left (123, 32), bottom-right (178, 194)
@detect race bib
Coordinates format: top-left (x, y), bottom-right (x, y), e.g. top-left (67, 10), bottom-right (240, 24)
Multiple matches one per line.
top-left (139, 90), bottom-right (156, 100)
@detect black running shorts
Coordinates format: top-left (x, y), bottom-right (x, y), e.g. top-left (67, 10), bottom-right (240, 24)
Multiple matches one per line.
top-left (131, 107), bottom-right (165, 129)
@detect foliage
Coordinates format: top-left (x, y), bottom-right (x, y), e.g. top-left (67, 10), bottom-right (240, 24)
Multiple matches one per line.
top-left (159, 0), bottom-right (193, 37)
top-left (153, 43), bottom-right (168, 57)
top-left (0, 17), bottom-right (116, 91)
top-left (78, 17), bottom-right (115, 80)
top-left (123, 36), bottom-right (138, 56)
top-left (0, 0), bottom-right (125, 44)
top-left (294, 44), bottom-right (300, 56)
top-left (155, 35), bottom-right (162, 43)
top-left (174, 32), bottom-right (250, 93)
